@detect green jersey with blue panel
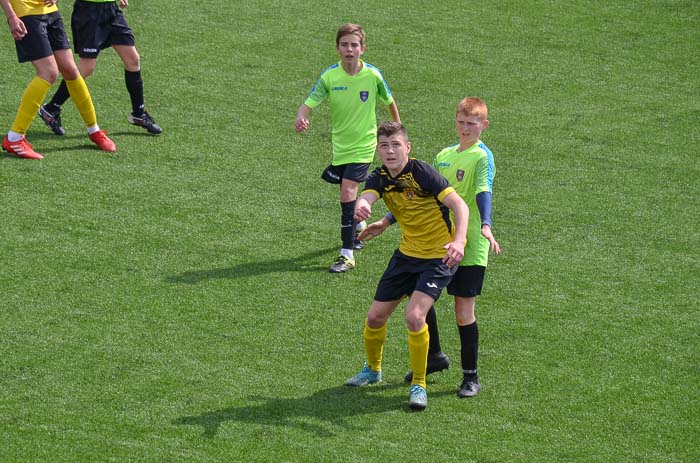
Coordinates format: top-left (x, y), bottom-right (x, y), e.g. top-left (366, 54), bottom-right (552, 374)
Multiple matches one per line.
top-left (434, 140), bottom-right (495, 267)
top-left (304, 60), bottom-right (394, 166)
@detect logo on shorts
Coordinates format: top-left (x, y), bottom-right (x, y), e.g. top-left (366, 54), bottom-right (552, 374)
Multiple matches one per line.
top-left (359, 91), bottom-right (369, 102)
top-left (426, 282), bottom-right (438, 289)
top-left (456, 169), bottom-right (465, 182)
top-left (83, 48), bottom-right (98, 53)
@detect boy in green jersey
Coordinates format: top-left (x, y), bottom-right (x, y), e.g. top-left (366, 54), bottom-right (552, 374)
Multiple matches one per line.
top-left (362, 98), bottom-right (500, 398)
top-left (39, 0), bottom-right (162, 136)
top-left (295, 23), bottom-right (401, 273)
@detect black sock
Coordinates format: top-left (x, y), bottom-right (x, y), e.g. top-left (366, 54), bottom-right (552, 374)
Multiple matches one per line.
top-left (426, 306), bottom-right (442, 355)
top-left (340, 201), bottom-right (356, 250)
top-left (47, 80), bottom-right (70, 111)
top-left (458, 321), bottom-right (479, 378)
top-left (125, 69), bottom-right (144, 116)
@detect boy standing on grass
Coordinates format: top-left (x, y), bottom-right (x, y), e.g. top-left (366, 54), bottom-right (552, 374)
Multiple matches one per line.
top-left (1, 0), bottom-right (116, 160)
top-left (364, 98), bottom-right (500, 398)
top-left (39, 0), bottom-right (162, 136)
top-left (345, 122), bottom-right (468, 411)
top-left (295, 23), bottom-right (400, 273)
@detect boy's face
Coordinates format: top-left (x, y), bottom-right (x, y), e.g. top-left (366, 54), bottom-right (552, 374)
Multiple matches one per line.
top-left (377, 133), bottom-right (411, 176)
top-left (336, 33), bottom-right (365, 65)
top-left (456, 113), bottom-right (489, 148)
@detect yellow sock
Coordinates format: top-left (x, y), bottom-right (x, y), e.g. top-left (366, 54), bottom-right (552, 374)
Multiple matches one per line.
top-left (11, 77), bottom-right (51, 135)
top-left (65, 75), bottom-right (97, 128)
top-left (407, 324), bottom-right (429, 389)
top-left (363, 319), bottom-right (386, 372)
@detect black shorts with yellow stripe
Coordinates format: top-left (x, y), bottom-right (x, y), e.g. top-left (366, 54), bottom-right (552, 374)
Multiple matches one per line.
top-left (374, 250), bottom-right (457, 302)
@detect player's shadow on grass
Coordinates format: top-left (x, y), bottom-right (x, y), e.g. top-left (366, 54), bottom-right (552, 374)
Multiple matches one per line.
top-left (166, 247), bottom-right (336, 284)
top-left (174, 383), bottom-right (453, 437)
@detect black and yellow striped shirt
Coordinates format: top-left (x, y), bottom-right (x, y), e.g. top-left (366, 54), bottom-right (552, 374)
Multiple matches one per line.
top-left (363, 159), bottom-right (456, 259)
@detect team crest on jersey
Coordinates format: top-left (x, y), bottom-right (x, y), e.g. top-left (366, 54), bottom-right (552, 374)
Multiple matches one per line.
top-left (456, 169), bottom-right (465, 182)
top-left (359, 91), bottom-right (369, 102)
top-left (405, 189), bottom-right (415, 200)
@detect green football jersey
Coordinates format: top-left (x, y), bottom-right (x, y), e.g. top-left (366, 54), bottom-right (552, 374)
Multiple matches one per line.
top-left (304, 60), bottom-right (394, 165)
top-left (434, 141), bottom-right (495, 266)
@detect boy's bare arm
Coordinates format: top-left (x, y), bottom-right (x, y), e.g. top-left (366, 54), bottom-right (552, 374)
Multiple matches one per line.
top-left (441, 191), bottom-right (469, 267)
top-left (295, 104), bottom-right (312, 132)
top-left (0, 0), bottom-right (26, 40)
top-left (387, 101), bottom-right (400, 124)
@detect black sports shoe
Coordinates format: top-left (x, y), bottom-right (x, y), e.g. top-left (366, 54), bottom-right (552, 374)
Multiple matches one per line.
top-left (404, 351), bottom-right (450, 382)
top-left (457, 377), bottom-right (481, 398)
top-left (128, 111), bottom-right (163, 134)
top-left (39, 105), bottom-right (65, 135)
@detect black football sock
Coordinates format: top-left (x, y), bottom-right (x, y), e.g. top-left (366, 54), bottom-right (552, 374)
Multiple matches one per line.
top-left (458, 321), bottom-right (479, 378)
top-left (47, 80), bottom-right (70, 111)
top-left (340, 201), bottom-right (356, 250)
top-left (426, 306), bottom-right (442, 355)
top-left (125, 69), bottom-right (145, 116)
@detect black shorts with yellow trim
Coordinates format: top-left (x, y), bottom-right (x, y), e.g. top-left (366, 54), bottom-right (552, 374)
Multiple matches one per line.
top-left (374, 250), bottom-right (457, 302)
top-left (71, 0), bottom-right (135, 58)
top-left (446, 265), bottom-right (486, 297)
top-left (15, 12), bottom-right (71, 63)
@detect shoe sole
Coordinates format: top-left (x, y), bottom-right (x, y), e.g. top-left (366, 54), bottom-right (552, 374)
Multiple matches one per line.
top-left (408, 401), bottom-right (427, 410)
top-left (457, 386), bottom-right (481, 398)
top-left (2, 145), bottom-right (43, 160)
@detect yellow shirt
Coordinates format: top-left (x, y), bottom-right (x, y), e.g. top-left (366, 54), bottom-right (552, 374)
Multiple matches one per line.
top-left (10, 0), bottom-right (58, 17)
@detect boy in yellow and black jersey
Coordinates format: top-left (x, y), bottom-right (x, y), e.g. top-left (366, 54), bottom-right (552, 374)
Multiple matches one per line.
top-left (345, 121), bottom-right (468, 411)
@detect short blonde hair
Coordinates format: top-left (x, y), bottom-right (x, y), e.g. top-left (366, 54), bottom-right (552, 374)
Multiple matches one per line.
top-left (456, 97), bottom-right (488, 121)
top-left (336, 23), bottom-right (366, 47)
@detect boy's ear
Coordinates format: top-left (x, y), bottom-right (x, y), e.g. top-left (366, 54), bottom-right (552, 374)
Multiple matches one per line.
top-left (482, 119), bottom-right (490, 130)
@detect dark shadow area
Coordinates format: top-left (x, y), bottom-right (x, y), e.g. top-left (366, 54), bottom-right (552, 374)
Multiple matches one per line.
top-left (166, 247), bottom-right (336, 284)
top-left (174, 383), bottom-right (454, 437)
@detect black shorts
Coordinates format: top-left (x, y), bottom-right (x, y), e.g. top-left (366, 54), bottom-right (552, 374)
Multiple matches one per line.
top-left (446, 265), bottom-right (486, 297)
top-left (321, 163), bottom-right (370, 184)
top-left (15, 12), bottom-right (71, 63)
top-left (374, 250), bottom-right (457, 302)
top-left (71, 0), bottom-right (135, 58)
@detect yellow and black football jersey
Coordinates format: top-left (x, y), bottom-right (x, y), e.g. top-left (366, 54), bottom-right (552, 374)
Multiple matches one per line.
top-left (363, 159), bottom-right (457, 259)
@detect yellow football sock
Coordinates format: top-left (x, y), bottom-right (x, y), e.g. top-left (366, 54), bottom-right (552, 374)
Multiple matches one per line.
top-left (65, 75), bottom-right (97, 128)
top-left (363, 319), bottom-right (387, 372)
top-left (407, 324), bottom-right (430, 389)
top-left (10, 77), bottom-right (51, 135)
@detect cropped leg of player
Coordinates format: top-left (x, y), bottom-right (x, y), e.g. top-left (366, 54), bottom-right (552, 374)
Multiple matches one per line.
top-left (115, 45), bottom-right (162, 134)
top-left (455, 295), bottom-right (481, 398)
top-left (346, 299), bottom-right (401, 387)
top-left (403, 306), bottom-right (451, 381)
top-left (3, 72), bottom-right (52, 160)
top-left (330, 178), bottom-right (361, 273)
top-left (53, 49), bottom-right (115, 152)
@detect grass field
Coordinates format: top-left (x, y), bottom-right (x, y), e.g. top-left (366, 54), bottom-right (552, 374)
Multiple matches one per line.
top-left (1, 1), bottom-right (698, 462)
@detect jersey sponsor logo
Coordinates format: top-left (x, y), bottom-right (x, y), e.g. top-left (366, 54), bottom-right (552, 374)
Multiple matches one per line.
top-left (456, 169), bottom-right (465, 182)
top-left (331, 86), bottom-right (348, 91)
top-left (359, 91), bottom-right (369, 102)
top-left (437, 162), bottom-right (450, 167)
